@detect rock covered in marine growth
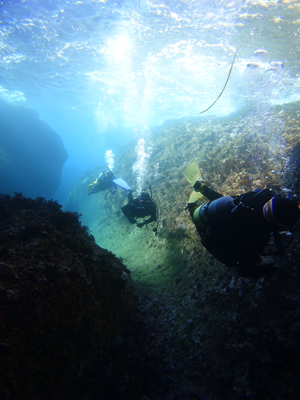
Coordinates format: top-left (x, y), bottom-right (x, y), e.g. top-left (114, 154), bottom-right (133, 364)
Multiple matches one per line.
top-left (0, 99), bottom-right (68, 199)
top-left (0, 193), bottom-right (133, 400)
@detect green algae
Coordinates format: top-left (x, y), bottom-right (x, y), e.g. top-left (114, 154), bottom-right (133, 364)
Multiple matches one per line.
top-left (65, 99), bottom-right (300, 314)
top-left (62, 100), bottom-right (300, 399)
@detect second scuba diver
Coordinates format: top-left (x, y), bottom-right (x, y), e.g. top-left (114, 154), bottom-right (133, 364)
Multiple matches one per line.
top-left (87, 169), bottom-right (116, 195)
top-left (122, 188), bottom-right (158, 231)
top-left (87, 166), bottom-right (159, 232)
top-left (184, 162), bottom-right (300, 278)
top-left (87, 169), bottom-right (132, 195)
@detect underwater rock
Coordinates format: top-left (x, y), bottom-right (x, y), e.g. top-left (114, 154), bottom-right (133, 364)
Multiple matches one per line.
top-left (62, 99), bottom-right (300, 399)
top-left (0, 193), bottom-right (133, 400)
top-left (0, 99), bottom-right (68, 199)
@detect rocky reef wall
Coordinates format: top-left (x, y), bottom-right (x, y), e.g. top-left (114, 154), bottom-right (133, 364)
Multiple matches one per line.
top-left (62, 100), bottom-right (300, 399)
top-left (0, 193), bottom-right (133, 399)
top-left (0, 100), bottom-right (68, 199)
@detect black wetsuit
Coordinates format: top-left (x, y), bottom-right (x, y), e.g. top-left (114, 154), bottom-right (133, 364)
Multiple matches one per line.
top-left (194, 186), bottom-right (285, 278)
top-left (122, 192), bottom-right (157, 228)
top-left (89, 170), bottom-right (115, 195)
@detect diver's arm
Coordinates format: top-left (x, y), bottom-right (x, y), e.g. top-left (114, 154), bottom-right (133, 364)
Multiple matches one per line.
top-left (121, 205), bottom-right (136, 224)
top-left (136, 213), bottom-right (156, 228)
top-left (127, 191), bottom-right (134, 202)
top-left (193, 181), bottom-right (223, 201)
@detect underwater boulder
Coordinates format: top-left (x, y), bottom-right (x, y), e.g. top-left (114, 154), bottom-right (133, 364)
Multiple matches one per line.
top-left (0, 193), bottom-right (133, 399)
top-left (0, 99), bottom-right (68, 199)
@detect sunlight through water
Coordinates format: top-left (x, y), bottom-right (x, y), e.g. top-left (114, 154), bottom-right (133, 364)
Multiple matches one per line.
top-left (1, 0), bottom-right (300, 199)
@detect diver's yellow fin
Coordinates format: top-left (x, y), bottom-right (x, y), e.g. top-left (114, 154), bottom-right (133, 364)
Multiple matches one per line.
top-left (86, 179), bottom-right (98, 192)
top-left (184, 162), bottom-right (201, 187)
top-left (187, 191), bottom-right (204, 204)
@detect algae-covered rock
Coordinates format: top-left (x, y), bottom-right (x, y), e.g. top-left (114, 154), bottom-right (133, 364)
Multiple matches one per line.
top-left (0, 193), bottom-right (133, 400)
top-left (62, 100), bottom-right (300, 399)
top-left (0, 100), bottom-right (68, 199)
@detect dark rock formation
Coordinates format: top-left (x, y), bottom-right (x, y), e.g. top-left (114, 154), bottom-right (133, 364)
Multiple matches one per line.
top-left (0, 193), bottom-right (133, 400)
top-left (0, 100), bottom-right (68, 199)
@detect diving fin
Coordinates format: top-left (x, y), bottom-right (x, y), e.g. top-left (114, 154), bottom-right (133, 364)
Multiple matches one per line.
top-left (113, 178), bottom-right (132, 191)
top-left (187, 190), bottom-right (204, 204)
top-left (184, 162), bottom-right (201, 187)
top-left (86, 179), bottom-right (98, 192)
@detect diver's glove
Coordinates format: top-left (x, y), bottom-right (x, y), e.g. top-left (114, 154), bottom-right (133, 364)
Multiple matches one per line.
top-left (193, 181), bottom-right (204, 193)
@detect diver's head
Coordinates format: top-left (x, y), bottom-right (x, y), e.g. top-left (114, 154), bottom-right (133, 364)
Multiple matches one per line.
top-left (263, 197), bottom-right (300, 229)
top-left (140, 192), bottom-right (150, 201)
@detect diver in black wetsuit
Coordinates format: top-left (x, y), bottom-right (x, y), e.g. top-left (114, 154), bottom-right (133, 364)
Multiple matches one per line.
top-left (87, 169), bottom-right (116, 195)
top-left (185, 164), bottom-right (300, 278)
top-left (122, 189), bottom-right (158, 229)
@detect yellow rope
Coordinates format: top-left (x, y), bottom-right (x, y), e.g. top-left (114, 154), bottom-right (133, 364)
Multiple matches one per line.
top-left (199, 48), bottom-right (238, 115)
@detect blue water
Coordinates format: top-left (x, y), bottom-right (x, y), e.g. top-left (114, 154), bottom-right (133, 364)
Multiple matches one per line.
top-left (1, 0), bottom-right (300, 202)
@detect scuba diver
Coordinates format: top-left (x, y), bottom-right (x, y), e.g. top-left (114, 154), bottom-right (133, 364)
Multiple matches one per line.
top-left (122, 188), bottom-right (159, 232)
top-left (184, 162), bottom-right (300, 278)
top-left (87, 170), bottom-right (132, 195)
top-left (87, 169), bottom-right (115, 195)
